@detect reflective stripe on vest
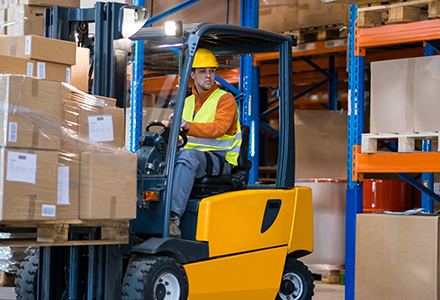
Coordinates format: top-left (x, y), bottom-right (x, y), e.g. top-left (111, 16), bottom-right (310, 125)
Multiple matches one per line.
top-left (182, 88), bottom-right (241, 167)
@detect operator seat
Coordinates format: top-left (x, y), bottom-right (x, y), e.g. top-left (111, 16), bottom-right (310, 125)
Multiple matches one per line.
top-left (190, 125), bottom-right (250, 198)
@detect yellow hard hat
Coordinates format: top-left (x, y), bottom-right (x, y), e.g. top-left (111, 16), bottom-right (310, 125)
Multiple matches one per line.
top-left (192, 48), bottom-right (219, 68)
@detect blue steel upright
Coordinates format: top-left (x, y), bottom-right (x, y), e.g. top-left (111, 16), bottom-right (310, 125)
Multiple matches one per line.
top-left (129, 0), bottom-right (145, 152)
top-left (346, 5), bottom-right (365, 300)
top-left (240, 0), bottom-right (259, 184)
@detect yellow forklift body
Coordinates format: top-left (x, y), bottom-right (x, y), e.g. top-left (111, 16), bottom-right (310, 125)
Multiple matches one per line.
top-left (196, 187), bottom-right (313, 257)
top-left (184, 246), bottom-right (287, 300)
top-left (196, 189), bottom-right (295, 257)
top-left (288, 186), bottom-right (314, 254)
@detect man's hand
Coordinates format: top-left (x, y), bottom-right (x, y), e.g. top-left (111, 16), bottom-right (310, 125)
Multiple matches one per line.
top-left (181, 119), bottom-right (190, 131)
top-left (169, 113), bottom-right (189, 131)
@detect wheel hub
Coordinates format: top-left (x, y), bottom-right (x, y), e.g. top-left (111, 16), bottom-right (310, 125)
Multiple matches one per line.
top-left (154, 272), bottom-right (180, 300)
top-left (278, 272), bottom-right (303, 300)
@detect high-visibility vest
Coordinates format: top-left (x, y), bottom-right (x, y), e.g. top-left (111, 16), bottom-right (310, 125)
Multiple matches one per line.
top-left (182, 88), bottom-right (241, 167)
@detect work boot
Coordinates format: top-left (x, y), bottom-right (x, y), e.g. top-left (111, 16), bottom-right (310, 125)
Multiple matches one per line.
top-left (169, 216), bottom-right (181, 238)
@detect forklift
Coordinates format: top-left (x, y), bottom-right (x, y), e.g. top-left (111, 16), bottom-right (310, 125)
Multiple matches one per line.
top-left (15, 6), bottom-right (315, 300)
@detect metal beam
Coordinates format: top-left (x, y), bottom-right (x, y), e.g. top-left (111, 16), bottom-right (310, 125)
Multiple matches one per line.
top-left (144, 0), bottom-right (201, 27)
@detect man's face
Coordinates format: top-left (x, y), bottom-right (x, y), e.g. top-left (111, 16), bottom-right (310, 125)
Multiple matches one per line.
top-left (191, 67), bottom-right (216, 92)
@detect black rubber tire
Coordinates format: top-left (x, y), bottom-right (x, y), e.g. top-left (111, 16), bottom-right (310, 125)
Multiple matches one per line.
top-left (122, 256), bottom-right (189, 300)
top-left (15, 253), bottom-right (39, 300)
top-left (276, 258), bottom-right (315, 300)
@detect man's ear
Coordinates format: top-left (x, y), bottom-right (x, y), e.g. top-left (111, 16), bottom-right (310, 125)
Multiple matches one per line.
top-left (190, 71), bottom-right (195, 79)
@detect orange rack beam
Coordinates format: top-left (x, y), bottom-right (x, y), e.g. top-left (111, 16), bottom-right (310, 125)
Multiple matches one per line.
top-left (353, 147), bottom-right (440, 181)
top-left (357, 19), bottom-right (440, 49)
top-left (254, 39), bottom-right (347, 63)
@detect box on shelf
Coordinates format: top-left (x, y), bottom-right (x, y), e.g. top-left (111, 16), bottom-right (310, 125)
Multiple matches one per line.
top-left (356, 214), bottom-right (440, 300)
top-left (0, 74), bottom-right (64, 150)
top-left (57, 147), bottom-right (79, 220)
top-left (19, 0), bottom-right (79, 8)
top-left (0, 148), bottom-right (58, 221)
top-left (0, 35), bottom-right (76, 65)
top-left (71, 47), bottom-right (89, 93)
top-left (371, 55), bottom-right (440, 134)
top-left (6, 5), bottom-right (46, 36)
top-left (79, 151), bottom-right (137, 220)
top-left (0, 55), bottom-right (32, 76)
top-left (259, 2), bottom-right (299, 33)
top-left (298, 0), bottom-right (348, 28)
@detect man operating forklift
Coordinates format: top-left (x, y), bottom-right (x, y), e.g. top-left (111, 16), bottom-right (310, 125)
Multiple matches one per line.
top-left (169, 48), bottom-right (242, 238)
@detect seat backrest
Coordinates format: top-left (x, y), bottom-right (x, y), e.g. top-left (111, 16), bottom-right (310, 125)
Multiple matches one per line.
top-left (233, 125), bottom-right (250, 173)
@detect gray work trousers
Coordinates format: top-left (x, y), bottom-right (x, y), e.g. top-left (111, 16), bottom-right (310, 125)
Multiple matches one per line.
top-left (170, 149), bottom-right (231, 222)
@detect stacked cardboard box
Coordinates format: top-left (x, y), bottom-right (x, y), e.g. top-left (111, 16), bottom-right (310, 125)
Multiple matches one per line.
top-left (259, 0), bottom-right (349, 33)
top-left (0, 74), bottom-right (137, 221)
top-left (3, 0), bottom-right (79, 36)
top-left (0, 35), bottom-right (76, 84)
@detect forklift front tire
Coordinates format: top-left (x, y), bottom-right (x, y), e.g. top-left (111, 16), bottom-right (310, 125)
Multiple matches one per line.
top-left (276, 258), bottom-right (315, 300)
top-left (15, 253), bottom-right (39, 300)
top-left (122, 256), bottom-right (189, 300)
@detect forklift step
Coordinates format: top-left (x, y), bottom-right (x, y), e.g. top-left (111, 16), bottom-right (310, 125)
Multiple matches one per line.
top-left (0, 220), bottom-right (130, 247)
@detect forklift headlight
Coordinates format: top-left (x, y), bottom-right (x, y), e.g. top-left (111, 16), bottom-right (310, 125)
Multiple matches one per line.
top-left (120, 6), bottom-right (149, 38)
top-left (164, 20), bottom-right (183, 37)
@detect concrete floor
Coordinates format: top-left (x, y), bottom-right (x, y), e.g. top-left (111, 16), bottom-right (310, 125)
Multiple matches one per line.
top-left (0, 283), bottom-right (345, 299)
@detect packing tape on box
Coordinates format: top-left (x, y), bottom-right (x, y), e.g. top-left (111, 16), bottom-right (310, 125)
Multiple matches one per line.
top-left (31, 124), bottom-right (40, 148)
top-left (110, 196), bottom-right (116, 219)
top-left (31, 79), bottom-right (38, 97)
top-left (27, 194), bottom-right (36, 219)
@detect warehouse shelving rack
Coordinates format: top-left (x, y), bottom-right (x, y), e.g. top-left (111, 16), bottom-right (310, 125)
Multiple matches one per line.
top-left (346, 6), bottom-right (440, 300)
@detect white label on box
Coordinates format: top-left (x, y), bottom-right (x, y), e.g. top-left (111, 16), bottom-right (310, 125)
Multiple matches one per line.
top-left (8, 122), bottom-right (17, 142)
top-left (26, 62), bottom-right (33, 77)
top-left (6, 151), bottom-right (37, 184)
top-left (66, 67), bottom-right (71, 84)
top-left (25, 36), bottom-right (31, 55)
top-left (434, 182), bottom-right (440, 195)
top-left (41, 204), bottom-right (56, 217)
top-left (57, 166), bottom-right (70, 205)
top-left (37, 62), bottom-right (45, 79)
top-left (88, 115), bottom-right (114, 142)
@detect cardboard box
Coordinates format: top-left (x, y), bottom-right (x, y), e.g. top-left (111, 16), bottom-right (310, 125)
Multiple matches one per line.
top-left (79, 106), bottom-right (125, 148)
top-left (371, 55), bottom-right (440, 133)
top-left (144, 0), bottom-right (240, 26)
top-left (370, 58), bottom-right (414, 133)
top-left (0, 55), bottom-right (33, 76)
top-left (0, 35), bottom-right (76, 65)
top-left (61, 99), bottom-right (80, 149)
top-left (19, 0), bottom-right (79, 8)
top-left (57, 147), bottom-right (79, 220)
top-left (356, 214), bottom-right (440, 300)
top-left (0, 9), bottom-right (6, 34)
top-left (0, 74), bottom-right (63, 150)
top-left (0, 55), bottom-right (72, 83)
top-left (298, 0), bottom-right (348, 28)
top-left (7, 5), bottom-right (46, 36)
top-left (71, 47), bottom-right (89, 92)
top-left (259, 2), bottom-right (299, 33)
top-left (295, 110), bottom-right (347, 179)
top-left (79, 151), bottom-right (137, 219)
top-left (413, 55), bottom-right (440, 132)
top-left (0, 148), bottom-right (58, 221)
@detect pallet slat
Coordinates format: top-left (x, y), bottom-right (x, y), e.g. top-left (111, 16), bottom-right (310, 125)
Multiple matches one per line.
top-left (0, 220), bottom-right (130, 247)
top-left (362, 132), bottom-right (440, 153)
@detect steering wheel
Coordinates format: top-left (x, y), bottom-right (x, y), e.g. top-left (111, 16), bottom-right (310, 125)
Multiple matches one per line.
top-left (145, 121), bottom-right (188, 148)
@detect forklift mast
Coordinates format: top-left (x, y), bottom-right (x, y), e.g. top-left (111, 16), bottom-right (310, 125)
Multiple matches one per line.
top-left (44, 2), bottom-right (148, 108)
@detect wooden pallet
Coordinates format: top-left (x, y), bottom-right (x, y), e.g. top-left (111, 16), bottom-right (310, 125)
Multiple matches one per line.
top-left (308, 264), bottom-right (344, 284)
top-left (357, 0), bottom-right (440, 27)
top-left (0, 219), bottom-right (130, 247)
top-left (283, 24), bottom-right (348, 44)
top-left (361, 132), bottom-right (440, 153)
